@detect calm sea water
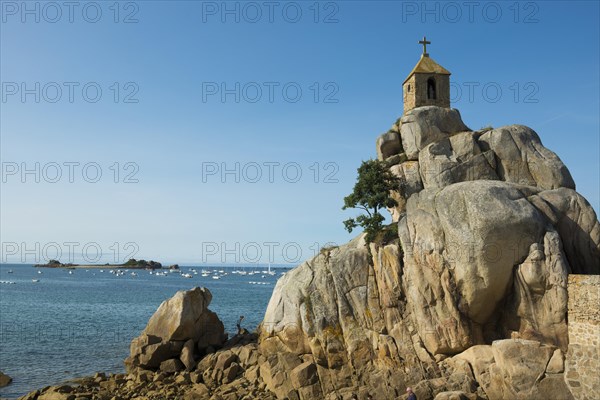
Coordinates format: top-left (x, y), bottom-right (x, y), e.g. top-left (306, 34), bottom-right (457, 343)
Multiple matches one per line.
top-left (0, 263), bottom-right (282, 399)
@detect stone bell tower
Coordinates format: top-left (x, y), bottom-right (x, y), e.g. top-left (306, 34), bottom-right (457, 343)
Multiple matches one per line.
top-left (403, 36), bottom-right (451, 111)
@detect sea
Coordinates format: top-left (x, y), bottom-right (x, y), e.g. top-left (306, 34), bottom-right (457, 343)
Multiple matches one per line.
top-left (0, 263), bottom-right (284, 399)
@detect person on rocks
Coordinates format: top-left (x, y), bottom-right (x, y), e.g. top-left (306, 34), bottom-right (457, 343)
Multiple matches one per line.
top-left (236, 315), bottom-right (246, 334)
top-left (406, 387), bottom-right (417, 400)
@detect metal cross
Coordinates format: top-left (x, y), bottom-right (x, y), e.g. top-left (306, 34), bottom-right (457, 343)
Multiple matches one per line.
top-left (419, 36), bottom-right (431, 56)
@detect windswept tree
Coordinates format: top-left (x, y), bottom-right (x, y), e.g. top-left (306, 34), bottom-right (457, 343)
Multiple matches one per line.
top-left (342, 159), bottom-right (401, 244)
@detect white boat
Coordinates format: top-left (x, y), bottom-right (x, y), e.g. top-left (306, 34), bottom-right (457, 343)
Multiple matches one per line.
top-left (212, 275), bottom-right (220, 280)
top-left (38, 270), bottom-right (42, 274)
top-left (182, 273), bottom-right (193, 278)
top-left (100, 270), bottom-right (104, 273)
top-left (131, 272), bottom-right (138, 277)
top-left (32, 279), bottom-right (39, 283)
top-left (68, 271), bottom-right (73, 275)
top-left (0, 280), bottom-right (15, 284)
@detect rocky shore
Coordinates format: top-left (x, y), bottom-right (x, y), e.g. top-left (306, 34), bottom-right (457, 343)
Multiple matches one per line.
top-left (15, 287), bottom-right (278, 400)
top-left (15, 106), bottom-right (600, 400)
top-left (17, 337), bottom-right (277, 400)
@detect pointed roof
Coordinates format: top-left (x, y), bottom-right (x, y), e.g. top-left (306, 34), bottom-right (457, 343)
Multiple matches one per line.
top-left (403, 55), bottom-right (451, 83)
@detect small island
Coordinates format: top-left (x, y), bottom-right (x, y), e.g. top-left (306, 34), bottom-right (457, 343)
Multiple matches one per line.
top-left (34, 258), bottom-right (164, 270)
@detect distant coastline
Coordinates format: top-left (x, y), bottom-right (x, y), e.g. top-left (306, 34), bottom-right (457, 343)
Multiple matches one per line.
top-left (33, 259), bottom-right (171, 270)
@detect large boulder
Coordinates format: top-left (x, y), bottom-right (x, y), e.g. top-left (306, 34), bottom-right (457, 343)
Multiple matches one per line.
top-left (479, 125), bottom-right (575, 190)
top-left (450, 339), bottom-right (573, 400)
top-left (399, 106), bottom-right (470, 160)
top-left (376, 130), bottom-right (403, 160)
top-left (399, 181), bottom-right (599, 355)
top-left (126, 287), bottom-right (227, 372)
top-left (418, 131), bottom-right (498, 190)
top-left (144, 286), bottom-right (223, 343)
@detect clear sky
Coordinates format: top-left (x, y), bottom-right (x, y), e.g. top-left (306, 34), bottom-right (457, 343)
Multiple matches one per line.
top-left (1, 1), bottom-right (598, 265)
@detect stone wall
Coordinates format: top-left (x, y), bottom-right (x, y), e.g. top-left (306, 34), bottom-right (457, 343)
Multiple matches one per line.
top-left (403, 73), bottom-right (450, 111)
top-left (403, 74), bottom-right (417, 111)
top-left (564, 274), bottom-right (600, 400)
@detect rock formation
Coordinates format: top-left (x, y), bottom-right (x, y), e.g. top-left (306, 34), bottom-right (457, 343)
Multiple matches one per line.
top-left (17, 106), bottom-right (599, 400)
top-left (125, 287), bottom-right (227, 373)
top-left (259, 106), bottom-right (599, 399)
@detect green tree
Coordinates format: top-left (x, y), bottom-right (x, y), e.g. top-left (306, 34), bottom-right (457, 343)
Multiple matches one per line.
top-left (342, 159), bottom-right (401, 244)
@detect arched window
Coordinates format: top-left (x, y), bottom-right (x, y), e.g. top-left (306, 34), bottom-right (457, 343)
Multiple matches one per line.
top-left (427, 78), bottom-right (436, 100)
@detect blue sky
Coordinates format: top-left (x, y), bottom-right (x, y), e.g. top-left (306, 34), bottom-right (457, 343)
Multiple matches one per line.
top-left (1, 1), bottom-right (599, 265)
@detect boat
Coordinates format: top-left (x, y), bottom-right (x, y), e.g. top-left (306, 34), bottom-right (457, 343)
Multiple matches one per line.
top-left (38, 270), bottom-right (42, 274)
top-left (182, 273), bottom-right (193, 278)
top-left (131, 272), bottom-right (138, 277)
top-left (7, 270), bottom-right (13, 274)
top-left (212, 275), bottom-right (220, 280)
top-left (68, 271), bottom-right (73, 275)
top-left (0, 280), bottom-right (16, 284)
top-left (32, 279), bottom-right (40, 283)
